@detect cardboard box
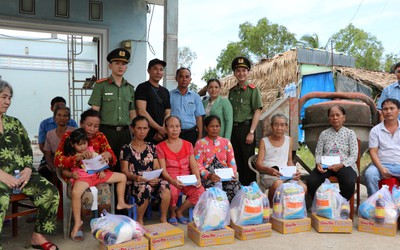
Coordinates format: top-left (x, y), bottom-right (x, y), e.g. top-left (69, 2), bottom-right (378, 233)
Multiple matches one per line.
top-left (187, 222), bottom-right (235, 247)
top-left (144, 223), bottom-right (184, 250)
top-left (311, 214), bottom-right (352, 233)
top-left (270, 216), bottom-right (311, 234)
top-left (358, 217), bottom-right (397, 237)
top-left (99, 237), bottom-right (149, 250)
top-left (230, 222), bottom-right (272, 240)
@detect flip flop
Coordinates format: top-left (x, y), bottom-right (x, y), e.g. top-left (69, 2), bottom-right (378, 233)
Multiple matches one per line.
top-left (168, 217), bottom-right (178, 226)
top-left (70, 229), bottom-right (84, 242)
top-left (177, 216), bottom-right (189, 225)
top-left (32, 241), bottom-right (59, 250)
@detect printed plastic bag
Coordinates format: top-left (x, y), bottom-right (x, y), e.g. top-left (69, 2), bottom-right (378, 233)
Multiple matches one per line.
top-left (90, 210), bottom-right (145, 245)
top-left (193, 186), bottom-right (230, 231)
top-left (230, 181), bottom-right (263, 225)
top-left (311, 179), bottom-right (350, 220)
top-left (391, 185), bottom-right (400, 212)
top-left (359, 185), bottom-right (398, 224)
top-left (273, 181), bottom-right (306, 219)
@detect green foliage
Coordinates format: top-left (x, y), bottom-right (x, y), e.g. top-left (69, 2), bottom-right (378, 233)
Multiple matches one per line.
top-left (178, 46), bottom-right (197, 68)
top-left (189, 82), bottom-right (199, 92)
top-left (381, 53), bottom-right (400, 72)
top-left (331, 24), bottom-right (383, 71)
top-left (297, 33), bottom-right (323, 49)
top-left (201, 67), bottom-right (220, 83)
top-left (216, 42), bottom-right (248, 77)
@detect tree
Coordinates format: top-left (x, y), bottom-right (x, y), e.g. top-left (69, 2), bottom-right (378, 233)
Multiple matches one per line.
top-left (201, 67), bottom-right (220, 83)
top-left (214, 18), bottom-right (297, 77)
top-left (297, 33), bottom-right (324, 49)
top-left (331, 24), bottom-right (383, 71)
top-left (381, 53), bottom-right (399, 72)
top-left (178, 46), bottom-right (197, 68)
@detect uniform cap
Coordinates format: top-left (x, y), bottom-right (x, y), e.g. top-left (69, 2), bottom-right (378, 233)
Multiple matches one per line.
top-left (231, 56), bottom-right (251, 71)
top-left (107, 48), bottom-right (130, 63)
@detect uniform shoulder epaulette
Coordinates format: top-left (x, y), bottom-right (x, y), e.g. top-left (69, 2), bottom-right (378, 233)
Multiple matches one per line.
top-left (96, 77), bottom-right (108, 83)
top-left (248, 83), bottom-right (256, 89)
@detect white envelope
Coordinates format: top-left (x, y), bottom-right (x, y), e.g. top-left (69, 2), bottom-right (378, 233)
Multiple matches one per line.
top-left (321, 156), bottom-right (341, 169)
top-left (279, 166), bottom-right (297, 180)
top-left (177, 175), bottom-right (197, 186)
top-left (142, 169), bottom-right (163, 180)
top-left (214, 168), bottom-right (234, 181)
top-left (82, 155), bottom-right (109, 174)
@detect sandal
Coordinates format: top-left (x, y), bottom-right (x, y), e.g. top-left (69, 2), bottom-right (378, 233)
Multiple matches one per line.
top-left (177, 216), bottom-right (189, 225)
top-left (168, 217), bottom-right (178, 226)
top-left (32, 241), bottom-right (59, 250)
top-left (70, 229), bottom-right (84, 242)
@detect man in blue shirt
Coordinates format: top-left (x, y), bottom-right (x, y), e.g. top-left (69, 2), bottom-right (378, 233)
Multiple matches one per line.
top-left (38, 96), bottom-right (78, 153)
top-left (377, 62), bottom-right (400, 119)
top-left (170, 67), bottom-right (205, 146)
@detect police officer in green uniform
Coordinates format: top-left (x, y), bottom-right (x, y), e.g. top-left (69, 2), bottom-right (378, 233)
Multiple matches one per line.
top-left (88, 48), bottom-right (136, 172)
top-left (229, 56), bottom-right (262, 186)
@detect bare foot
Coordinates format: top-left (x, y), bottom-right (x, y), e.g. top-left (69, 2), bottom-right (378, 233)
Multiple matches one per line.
top-left (138, 219), bottom-right (144, 226)
top-left (116, 202), bottom-right (133, 210)
top-left (70, 221), bottom-right (84, 241)
top-left (160, 217), bottom-right (167, 223)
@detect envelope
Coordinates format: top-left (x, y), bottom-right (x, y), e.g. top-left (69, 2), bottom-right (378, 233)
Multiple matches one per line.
top-left (142, 169), bottom-right (163, 180)
top-left (214, 168), bottom-right (234, 181)
top-left (279, 166), bottom-right (296, 180)
top-left (177, 175), bottom-right (197, 186)
top-left (321, 156), bottom-right (340, 169)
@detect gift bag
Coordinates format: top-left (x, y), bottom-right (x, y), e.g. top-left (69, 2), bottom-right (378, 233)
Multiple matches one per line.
top-left (193, 186), bottom-right (230, 231)
top-left (90, 210), bottom-right (145, 245)
top-left (311, 179), bottom-right (350, 220)
top-left (230, 181), bottom-right (263, 225)
top-left (391, 185), bottom-right (400, 213)
top-left (273, 181), bottom-right (306, 219)
top-left (359, 185), bottom-right (398, 224)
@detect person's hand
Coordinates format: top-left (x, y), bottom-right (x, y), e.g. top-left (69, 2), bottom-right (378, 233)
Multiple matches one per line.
top-left (148, 177), bottom-right (160, 186)
top-left (328, 164), bottom-right (344, 173)
top-left (72, 172), bottom-right (80, 180)
top-left (157, 127), bottom-right (167, 137)
top-left (232, 171), bottom-right (238, 180)
top-left (18, 167), bottom-right (32, 189)
top-left (292, 170), bottom-right (301, 181)
top-left (153, 133), bottom-right (164, 142)
top-left (0, 171), bottom-right (20, 189)
top-left (246, 133), bottom-right (255, 144)
top-left (266, 167), bottom-right (282, 177)
top-left (100, 152), bottom-right (111, 165)
top-left (195, 178), bottom-right (202, 188)
top-left (316, 164), bottom-right (327, 174)
top-left (208, 173), bottom-right (221, 183)
top-left (135, 175), bottom-right (148, 183)
top-left (97, 171), bottom-right (106, 179)
top-left (172, 179), bottom-right (184, 189)
top-left (380, 167), bottom-right (392, 179)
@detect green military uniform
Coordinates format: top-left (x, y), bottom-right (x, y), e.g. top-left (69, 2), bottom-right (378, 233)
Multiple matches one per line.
top-left (229, 56), bottom-right (263, 186)
top-left (0, 115), bottom-right (59, 248)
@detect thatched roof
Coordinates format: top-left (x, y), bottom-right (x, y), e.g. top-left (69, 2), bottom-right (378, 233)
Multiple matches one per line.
top-left (199, 49), bottom-right (397, 113)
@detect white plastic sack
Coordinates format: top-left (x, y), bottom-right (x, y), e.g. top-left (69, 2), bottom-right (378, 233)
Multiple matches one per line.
top-left (230, 182), bottom-right (263, 225)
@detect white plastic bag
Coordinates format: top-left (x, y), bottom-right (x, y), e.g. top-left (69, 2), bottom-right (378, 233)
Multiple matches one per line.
top-left (90, 210), bottom-right (145, 245)
top-left (193, 186), bottom-right (230, 231)
top-left (273, 181), bottom-right (306, 219)
top-left (230, 182), bottom-right (263, 225)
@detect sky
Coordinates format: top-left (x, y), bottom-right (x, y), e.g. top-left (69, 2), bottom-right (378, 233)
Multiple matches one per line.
top-left (146, 0), bottom-right (398, 88)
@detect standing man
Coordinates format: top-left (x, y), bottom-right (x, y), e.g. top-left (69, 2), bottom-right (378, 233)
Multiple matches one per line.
top-left (377, 62), bottom-right (400, 119)
top-left (364, 98), bottom-right (400, 196)
top-left (135, 58), bottom-right (170, 144)
top-left (229, 57), bottom-right (262, 186)
top-left (170, 67), bottom-right (205, 146)
top-left (88, 48), bottom-right (136, 171)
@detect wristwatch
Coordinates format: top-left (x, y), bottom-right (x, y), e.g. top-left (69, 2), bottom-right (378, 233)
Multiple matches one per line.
top-left (249, 130), bottom-right (254, 134)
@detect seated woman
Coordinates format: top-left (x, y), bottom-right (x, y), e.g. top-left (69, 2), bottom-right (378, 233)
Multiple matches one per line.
top-left (157, 116), bottom-right (204, 225)
top-left (121, 116), bottom-right (170, 226)
top-left (256, 113), bottom-right (306, 203)
top-left (194, 115), bottom-right (241, 202)
top-left (307, 105), bottom-right (358, 201)
top-left (0, 80), bottom-right (59, 250)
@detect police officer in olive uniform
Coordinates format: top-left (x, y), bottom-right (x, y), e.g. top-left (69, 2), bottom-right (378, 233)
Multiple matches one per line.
top-left (229, 57), bottom-right (262, 186)
top-left (88, 48), bottom-right (136, 172)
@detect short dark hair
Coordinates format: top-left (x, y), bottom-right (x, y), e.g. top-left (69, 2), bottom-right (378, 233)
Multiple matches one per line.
top-left (130, 115), bottom-right (149, 127)
top-left (63, 128), bottom-right (88, 156)
top-left (382, 98), bottom-right (400, 109)
top-left (51, 96), bottom-right (66, 107)
top-left (80, 109), bottom-right (101, 124)
top-left (53, 106), bottom-right (71, 120)
top-left (207, 79), bottom-right (221, 87)
top-left (204, 115), bottom-right (221, 127)
top-left (327, 105), bottom-right (346, 116)
top-left (175, 67), bottom-right (191, 77)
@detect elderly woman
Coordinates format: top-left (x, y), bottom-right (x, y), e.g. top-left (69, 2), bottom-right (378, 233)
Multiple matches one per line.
top-left (157, 116), bottom-right (204, 225)
top-left (194, 115), bottom-right (241, 201)
top-left (0, 80), bottom-right (59, 250)
top-left (54, 109), bottom-right (115, 241)
top-left (307, 105), bottom-right (358, 201)
top-left (256, 113), bottom-right (306, 203)
top-left (121, 116), bottom-right (170, 226)
top-left (202, 79), bottom-right (233, 139)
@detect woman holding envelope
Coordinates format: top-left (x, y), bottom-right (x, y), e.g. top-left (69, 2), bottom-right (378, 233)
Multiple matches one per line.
top-left (256, 113), bottom-right (305, 203)
top-left (194, 115), bottom-right (241, 202)
top-left (307, 105), bottom-right (358, 201)
top-left (120, 116), bottom-right (170, 226)
top-left (157, 116), bottom-right (204, 225)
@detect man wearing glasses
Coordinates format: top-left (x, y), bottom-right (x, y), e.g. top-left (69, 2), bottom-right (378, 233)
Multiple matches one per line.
top-left (377, 62), bottom-right (400, 119)
top-left (135, 59), bottom-right (171, 144)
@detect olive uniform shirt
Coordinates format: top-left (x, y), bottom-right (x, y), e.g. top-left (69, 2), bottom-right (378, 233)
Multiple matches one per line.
top-left (88, 76), bottom-right (135, 126)
top-left (228, 81), bottom-right (262, 122)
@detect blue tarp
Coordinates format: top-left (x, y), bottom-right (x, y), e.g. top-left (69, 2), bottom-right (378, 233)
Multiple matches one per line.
top-left (298, 72), bottom-right (335, 142)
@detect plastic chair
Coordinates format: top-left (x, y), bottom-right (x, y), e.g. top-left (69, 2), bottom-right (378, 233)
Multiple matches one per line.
top-left (56, 168), bottom-right (115, 239)
top-left (127, 194), bottom-right (153, 221)
top-left (248, 155), bottom-right (263, 190)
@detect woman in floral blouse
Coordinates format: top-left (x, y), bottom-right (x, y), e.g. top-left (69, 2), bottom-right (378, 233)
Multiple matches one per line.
top-left (0, 80), bottom-right (59, 250)
top-left (194, 115), bottom-right (241, 202)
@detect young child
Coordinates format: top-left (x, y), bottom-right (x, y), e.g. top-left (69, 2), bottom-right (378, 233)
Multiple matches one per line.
top-left (64, 128), bottom-right (132, 240)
